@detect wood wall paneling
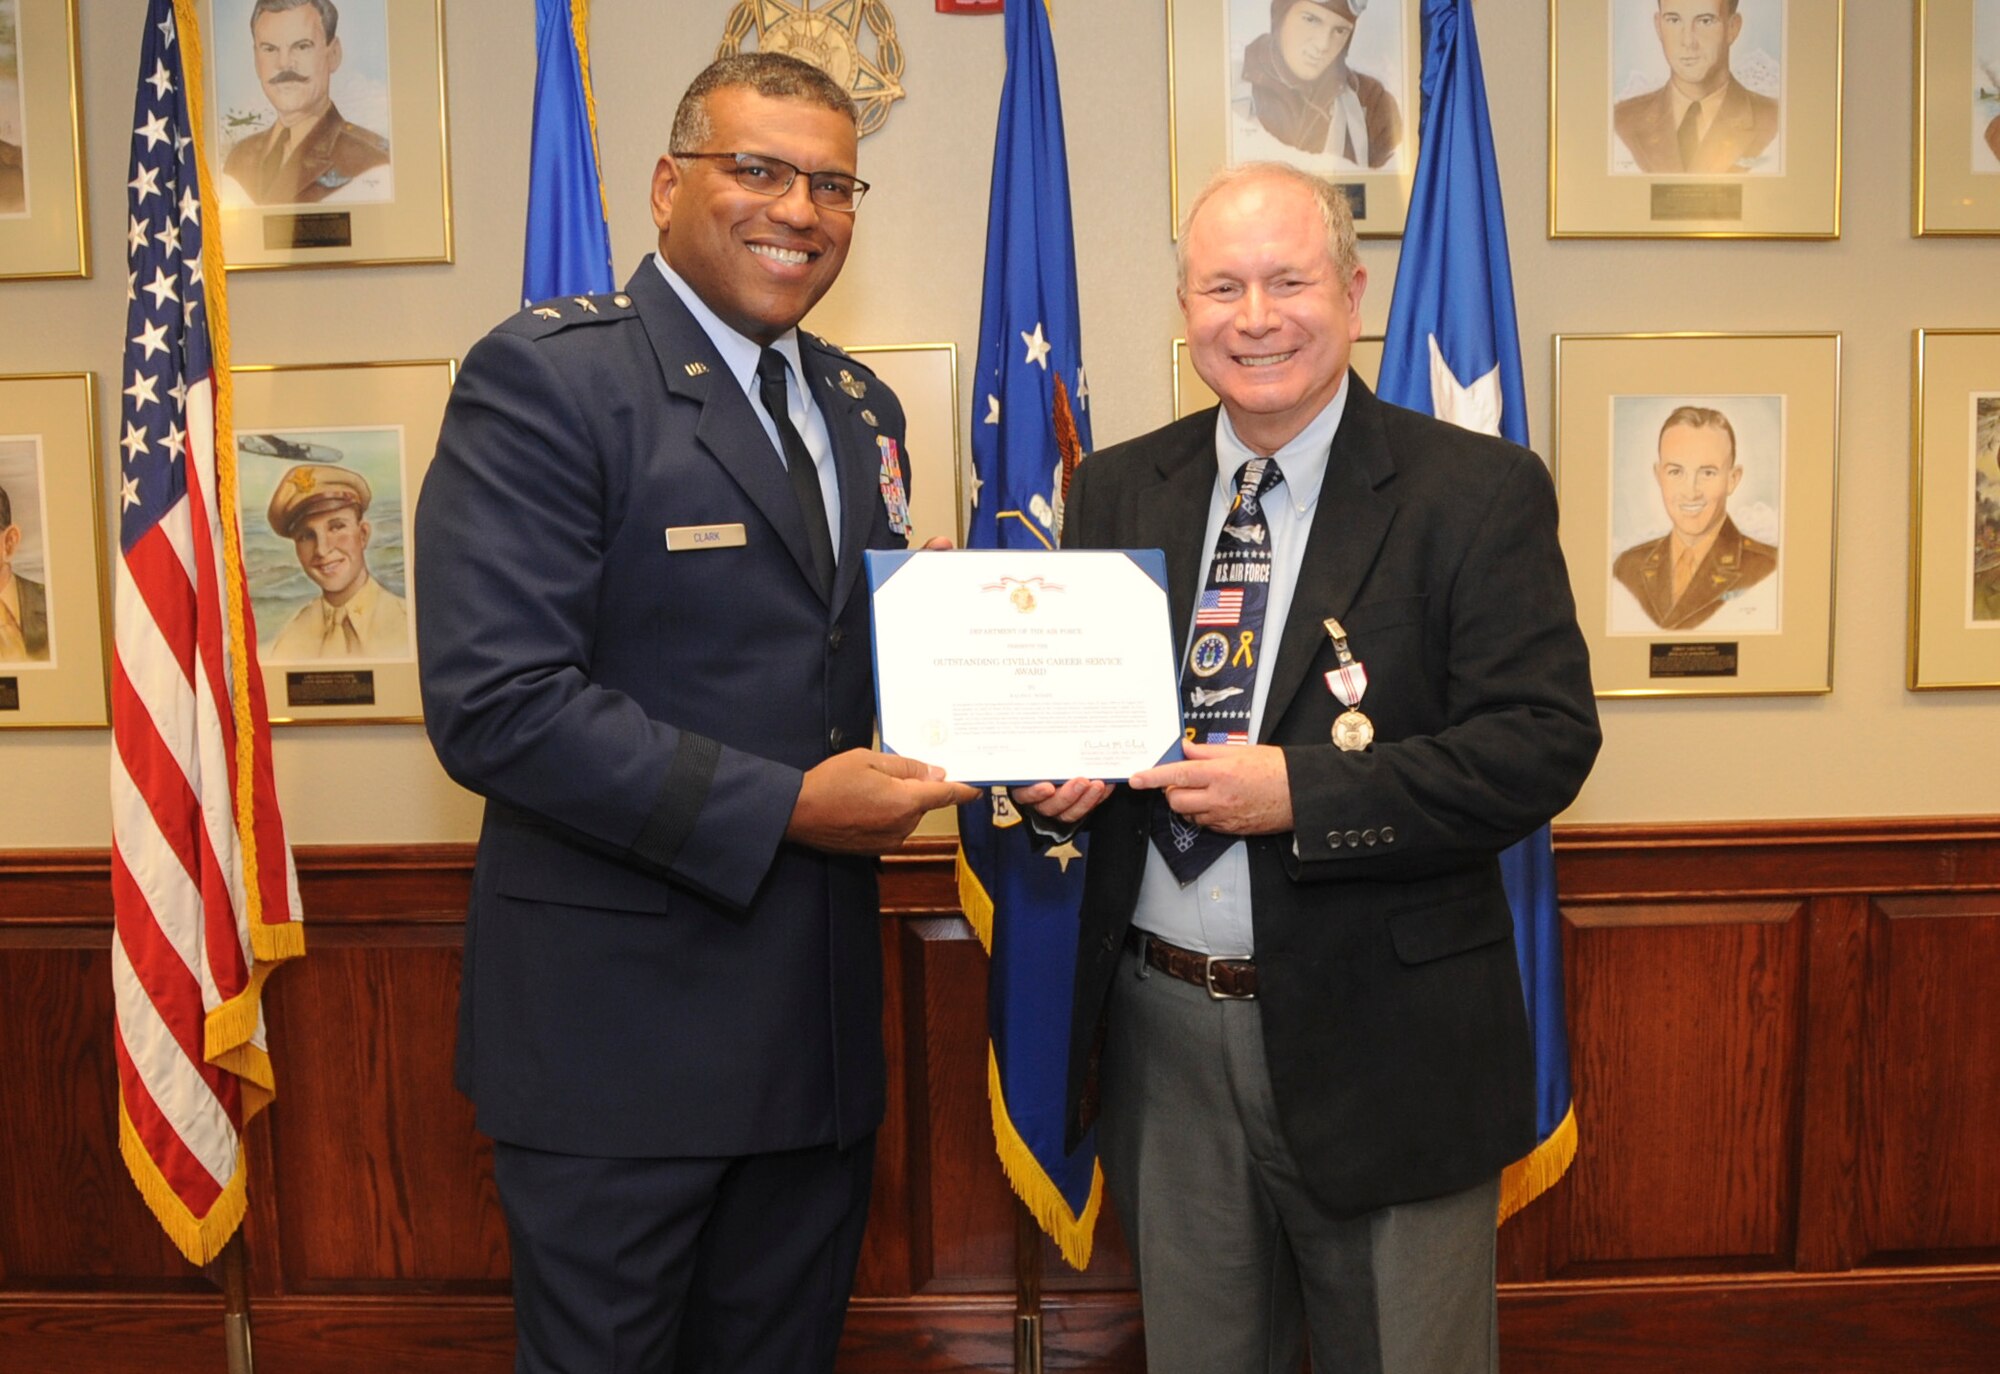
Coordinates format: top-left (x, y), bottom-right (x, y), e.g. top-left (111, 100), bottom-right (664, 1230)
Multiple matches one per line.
top-left (1559, 900), bottom-right (1806, 1276)
top-left (2, 823), bottom-right (1999, 1372)
top-left (1860, 893), bottom-right (2000, 1266)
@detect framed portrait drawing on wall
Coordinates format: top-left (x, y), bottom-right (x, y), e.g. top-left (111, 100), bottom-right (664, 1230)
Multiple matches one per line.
top-left (837, 343), bottom-right (965, 549)
top-left (1168, 0), bottom-right (1419, 238)
top-left (229, 359), bottom-right (453, 721)
top-left (204, 0), bottom-right (450, 269)
top-left (1915, 0), bottom-right (2000, 235)
top-left (1909, 330), bottom-right (2000, 689)
top-left (1174, 335), bottom-right (1383, 417)
top-left (1554, 333), bottom-right (1840, 696)
top-left (0, 0), bottom-right (88, 280)
top-left (1551, 0), bottom-right (1843, 238)
top-left (0, 373), bottom-right (107, 728)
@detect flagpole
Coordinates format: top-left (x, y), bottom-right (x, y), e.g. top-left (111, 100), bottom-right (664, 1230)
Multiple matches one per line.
top-left (214, 1231), bottom-right (255, 1374)
top-left (1013, 1198), bottom-right (1044, 1374)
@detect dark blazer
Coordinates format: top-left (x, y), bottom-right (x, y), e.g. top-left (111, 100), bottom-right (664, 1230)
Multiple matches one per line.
top-left (1062, 381), bottom-right (1600, 1215)
top-left (1612, 515), bottom-right (1777, 631)
top-left (1613, 77), bottom-right (1779, 174)
top-left (417, 261), bottom-right (907, 1158)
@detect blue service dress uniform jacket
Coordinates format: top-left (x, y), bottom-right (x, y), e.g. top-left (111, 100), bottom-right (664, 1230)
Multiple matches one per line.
top-left (417, 262), bottom-right (909, 1159)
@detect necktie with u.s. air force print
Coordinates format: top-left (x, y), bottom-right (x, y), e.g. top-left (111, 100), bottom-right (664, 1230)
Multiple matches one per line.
top-left (1150, 455), bottom-right (1284, 883)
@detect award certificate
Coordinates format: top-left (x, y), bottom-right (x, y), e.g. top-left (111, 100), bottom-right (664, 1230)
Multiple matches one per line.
top-left (866, 549), bottom-right (1186, 785)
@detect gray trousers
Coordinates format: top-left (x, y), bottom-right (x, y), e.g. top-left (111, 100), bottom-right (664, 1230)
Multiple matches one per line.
top-left (1099, 946), bottom-right (1501, 1374)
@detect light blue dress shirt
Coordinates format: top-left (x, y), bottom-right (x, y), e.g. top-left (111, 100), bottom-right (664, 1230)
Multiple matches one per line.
top-left (1130, 377), bottom-right (1350, 957)
top-left (653, 253), bottom-right (843, 550)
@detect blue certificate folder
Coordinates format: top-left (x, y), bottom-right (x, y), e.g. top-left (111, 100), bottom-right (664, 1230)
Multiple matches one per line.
top-left (864, 548), bottom-right (1187, 786)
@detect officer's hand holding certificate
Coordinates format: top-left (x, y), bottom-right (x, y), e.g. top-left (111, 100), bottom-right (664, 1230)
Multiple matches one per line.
top-left (865, 549), bottom-right (1186, 786)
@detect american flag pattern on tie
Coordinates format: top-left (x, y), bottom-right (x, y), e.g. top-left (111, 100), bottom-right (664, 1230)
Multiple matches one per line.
top-left (111, 0), bottom-right (303, 1266)
top-left (1193, 588), bottom-right (1244, 627)
top-left (1152, 457), bottom-right (1284, 882)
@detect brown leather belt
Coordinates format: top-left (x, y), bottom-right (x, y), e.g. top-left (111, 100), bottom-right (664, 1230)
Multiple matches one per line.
top-left (1136, 930), bottom-right (1258, 999)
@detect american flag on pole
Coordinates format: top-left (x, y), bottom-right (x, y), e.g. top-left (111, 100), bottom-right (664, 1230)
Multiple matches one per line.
top-left (113, 0), bottom-right (304, 1266)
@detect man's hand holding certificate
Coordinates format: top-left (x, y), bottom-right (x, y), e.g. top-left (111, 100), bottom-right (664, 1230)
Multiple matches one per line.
top-left (866, 549), bottom-right (1185, 786)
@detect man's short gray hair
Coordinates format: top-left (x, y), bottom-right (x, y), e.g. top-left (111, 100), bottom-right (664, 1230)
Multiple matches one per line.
top-left (1659, 405), bottom-right (1739, 465)
top-left (250, 0), bottom-right (339, 41)
top-left (671, 53), bottom-right (858, 153)
top-left (1175, 162), bottom-right (1360, 291)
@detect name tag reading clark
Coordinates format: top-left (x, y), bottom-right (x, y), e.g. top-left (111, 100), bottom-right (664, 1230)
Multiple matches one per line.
top-left (665, 523), bottom-right (747, 552)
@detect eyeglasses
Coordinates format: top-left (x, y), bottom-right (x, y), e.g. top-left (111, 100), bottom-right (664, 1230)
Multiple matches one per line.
top-left (671, 151), bottom-right (870, 212)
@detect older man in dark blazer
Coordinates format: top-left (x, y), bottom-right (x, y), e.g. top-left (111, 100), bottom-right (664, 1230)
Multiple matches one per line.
top-left (417, 54), bottom-right (970, 1374)
top-left (1022, 164), bottom-right (1599, 1374)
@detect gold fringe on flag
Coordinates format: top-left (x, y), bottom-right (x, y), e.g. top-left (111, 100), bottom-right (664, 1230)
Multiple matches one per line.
top-left (570, 0), bottom-right (611, 227)
top-left (118, 1098), bottom-right (252, 1267)
top-left (1499, 1103), bottom-right (1577, 1224)
top-left (957, 849), bottom-right (1103, 1270)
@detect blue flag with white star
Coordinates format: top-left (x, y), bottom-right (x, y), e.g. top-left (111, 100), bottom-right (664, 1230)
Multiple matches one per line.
top-left (522, 0), bottom-right (613, 305)
top-left (956, 0), bottom-right (1102, 1271)
top-left (1376, 0), bottom-right (1576, 1223)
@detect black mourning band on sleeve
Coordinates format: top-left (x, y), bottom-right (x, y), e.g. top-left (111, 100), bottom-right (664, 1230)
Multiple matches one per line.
top-left (632, 733), bottom-right (721, 867)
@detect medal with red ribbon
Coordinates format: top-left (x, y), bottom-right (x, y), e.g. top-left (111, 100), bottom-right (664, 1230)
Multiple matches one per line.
top-left (1321, 616), bottom-right (1374, 752)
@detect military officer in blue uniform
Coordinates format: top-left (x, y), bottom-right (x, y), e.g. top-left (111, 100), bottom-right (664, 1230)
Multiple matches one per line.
top-left (417, 53), bottom-right (973, 1374)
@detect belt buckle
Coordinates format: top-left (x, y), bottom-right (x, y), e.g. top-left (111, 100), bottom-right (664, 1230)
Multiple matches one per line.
top-left (1203, 955), bottom-right (1254, 1000)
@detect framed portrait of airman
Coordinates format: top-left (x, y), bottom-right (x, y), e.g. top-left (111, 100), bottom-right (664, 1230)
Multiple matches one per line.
top-left (1174, 335), bottom-right (1383, 417)
top-left (1168, 0), bottom-right (1420, 238)
top-left (1908, 329), bottom-right (2000, 689)
top-left (203, 0), bottom-right (450, 270)
top-left (228, 359), bottom-right (453, 721)
top-left (0, 373), bottom-right (107, 728)
top-left (1915, 0), bottom-right (2000, 235)
top-left (0, 0), bottom-right (88, 281)
top-left (1554, 333), bottom-right (1840, 697)
top-left (1550, 0), bottom-right (1844, 239)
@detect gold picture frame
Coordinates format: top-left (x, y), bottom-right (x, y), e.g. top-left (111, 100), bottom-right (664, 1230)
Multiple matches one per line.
top-left (1167, 0), bottom-right (1420, 239)
top-left (1550, 0), bottom-right (1844, 239)
top-left (1553, 332), bottom-right (1840, 697)
top-left (0, 0), bottom-right (88, 280)
top-left (229, 359), bottom-right (454, 722)
top-left (0, 373), bottom-right (107, 727)
top-left (203, 0), bottom-right (451, 270)
top-left (1908, 329), bottom-right (2000, 689)
top-left (1174, 335), bottom-right (1384, 418)
top-left (1914, 0), bottom-right (2000, 236)
top-left (839, 342), bottom-right (965, 548)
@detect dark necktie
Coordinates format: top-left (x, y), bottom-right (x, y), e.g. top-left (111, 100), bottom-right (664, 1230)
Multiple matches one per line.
top-left (1676, 99), bottom-right (1702, 171)
top-left (756, 347), bottom-right (836, 595)
top-left (1151, 456), bottom-right (1285, 883)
